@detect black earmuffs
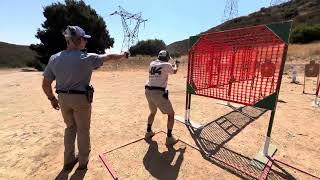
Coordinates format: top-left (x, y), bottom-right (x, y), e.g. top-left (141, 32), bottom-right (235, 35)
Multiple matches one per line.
top-left (158, 51), bottom-right (170, 62)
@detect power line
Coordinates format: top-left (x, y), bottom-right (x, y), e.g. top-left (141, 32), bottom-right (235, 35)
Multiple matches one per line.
top-left (110, 6), bottom-right (147, 52)
top-left (222, 0), bottom-right (239, 22)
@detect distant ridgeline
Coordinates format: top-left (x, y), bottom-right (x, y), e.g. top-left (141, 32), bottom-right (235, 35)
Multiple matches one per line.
top-left (0, 41), bottom-right (36, 68)
top-left (167, 0), bottom-right (320, 55)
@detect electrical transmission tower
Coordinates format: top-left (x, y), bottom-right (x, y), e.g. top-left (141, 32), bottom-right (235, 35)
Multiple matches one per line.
top-left (222, 0), bottom-right (239, 22)
top-left (110, 6), bottom-right (147, 52)
top-left (270, 0), bottom-right (289, 6)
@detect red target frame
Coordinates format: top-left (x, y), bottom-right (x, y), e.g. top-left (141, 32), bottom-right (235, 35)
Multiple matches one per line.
top-left (181, 21), bottom-right (292, 174)
top-left (187, 24), bottom-right (287, 106)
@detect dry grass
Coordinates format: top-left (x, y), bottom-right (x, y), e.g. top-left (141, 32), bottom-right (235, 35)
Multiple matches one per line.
top-left (287, 41), bottom-right (320, 61)
top-left (99, 55), bottom-right (188, 71)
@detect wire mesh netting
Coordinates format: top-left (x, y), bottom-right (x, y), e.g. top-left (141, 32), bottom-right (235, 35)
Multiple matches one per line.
top-left (188, 25), bottom-right (287, 106)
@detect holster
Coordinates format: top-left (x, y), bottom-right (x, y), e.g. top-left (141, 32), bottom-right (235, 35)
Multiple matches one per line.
top-left (163, 90), bottom-right (169, 99)
top-left (85, 85), bottom-right (94, 103)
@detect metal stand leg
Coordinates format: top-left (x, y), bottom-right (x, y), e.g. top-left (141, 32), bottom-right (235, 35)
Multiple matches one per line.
top-left (303, 74), bottom-right (305, 94)
top-left (263, 109), bottom-right (276, 155)
top-left (185, 93), bottom-right (191, 124)
top-left (252, 109), bottom-right (277, 170)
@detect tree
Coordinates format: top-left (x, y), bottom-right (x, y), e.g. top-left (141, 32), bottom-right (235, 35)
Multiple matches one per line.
top-left (129, 39), bottom-right (166, 56)
top-left (290, 24), bottom-right (320, 43)
top-left (30, 0), bottom-right (114, 65)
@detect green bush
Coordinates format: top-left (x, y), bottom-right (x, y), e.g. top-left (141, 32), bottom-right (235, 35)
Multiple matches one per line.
top-left (291, 24), bottom-right (320, 43)
top-left (129, 39), bottom-right (166, 56)
top-left (26, 59), bottom-right (45, 71)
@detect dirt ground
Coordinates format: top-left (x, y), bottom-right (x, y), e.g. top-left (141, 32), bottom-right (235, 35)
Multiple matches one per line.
top-left (0, 60), bottom-right (319, 180)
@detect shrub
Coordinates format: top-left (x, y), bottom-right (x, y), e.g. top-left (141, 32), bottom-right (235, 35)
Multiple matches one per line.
top-left (290, 24), bottom-right (320, 43)
top-left (129, 39), bottom-right (166, 56)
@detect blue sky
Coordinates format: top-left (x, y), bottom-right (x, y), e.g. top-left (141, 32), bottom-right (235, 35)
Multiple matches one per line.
top-left (0, 0), bottom-right (271, 53)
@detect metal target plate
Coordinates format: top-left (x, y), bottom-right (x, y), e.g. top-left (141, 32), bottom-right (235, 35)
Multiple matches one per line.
top-left (305, 63), bottom-right (319, 77)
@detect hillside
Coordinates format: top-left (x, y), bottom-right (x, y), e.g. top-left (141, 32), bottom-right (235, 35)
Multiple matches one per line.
top-left (0, 41), bottom-right (36, 68)
top-left (167, 0), bottom-right (320, 55)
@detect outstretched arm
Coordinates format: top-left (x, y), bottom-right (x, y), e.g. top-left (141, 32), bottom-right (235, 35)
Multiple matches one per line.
top-left (99, 52), bottom-right (128, 62)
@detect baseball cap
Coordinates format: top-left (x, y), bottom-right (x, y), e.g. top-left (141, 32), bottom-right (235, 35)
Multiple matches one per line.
top-left (158, 50), bottom-right (172, 61)
top-left (63, 26), bottom-right (91, 39)
top-left (158, 50), bottom-right (170, 58)
top-left (158, 50), bottom-right (172, 62)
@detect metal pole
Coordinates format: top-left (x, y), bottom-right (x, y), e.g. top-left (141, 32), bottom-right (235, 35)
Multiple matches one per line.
top-left (303, 69), bottom-right (306, 94)
top-left (262, 44), bottom-right (288, 155)
top-left (185, 92), bottom-right (190, 122)
top-left (186, 94), bottom-right (192, 124)
top-left (185, 51), bottom-right (193, 123)
top-left (316, 74), bottom-right (319, 95)
top-left (315, 79), bottom-right (320, 105)
top-left (263, 109), bottom-right (276, 155)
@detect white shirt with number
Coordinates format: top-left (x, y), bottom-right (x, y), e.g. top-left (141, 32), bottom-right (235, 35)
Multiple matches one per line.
top-left (146, 59), bottom-right (174, 88)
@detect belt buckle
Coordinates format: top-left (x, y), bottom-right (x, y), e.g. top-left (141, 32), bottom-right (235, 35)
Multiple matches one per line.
top-left (67, 90), bottom-right (70, 94)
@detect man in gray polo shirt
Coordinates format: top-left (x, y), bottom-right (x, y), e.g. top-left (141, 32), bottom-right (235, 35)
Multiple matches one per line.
top-left (42, 26), bottom-right (127, 171)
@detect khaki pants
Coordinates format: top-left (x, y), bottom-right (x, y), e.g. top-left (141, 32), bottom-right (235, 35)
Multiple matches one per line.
top-left (145, 89), bottom-right (174, 114)
top-left (58, 94), bottom-right (91, 166)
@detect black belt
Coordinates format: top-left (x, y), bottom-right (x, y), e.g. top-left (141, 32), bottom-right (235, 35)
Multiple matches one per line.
top-left (56, 90), bottom-right (86, 94)
top-left (145, 86), bottom-right (166, 91)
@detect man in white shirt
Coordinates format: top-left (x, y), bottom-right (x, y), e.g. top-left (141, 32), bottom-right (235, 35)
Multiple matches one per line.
top-left (144, 50), bottom-right (180, 146)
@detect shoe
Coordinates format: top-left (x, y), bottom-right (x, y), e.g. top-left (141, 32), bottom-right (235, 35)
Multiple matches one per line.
top-left (165, 136), bottom-right (179, 146)
top-left (63, 157), bottom-right (79, 171)
top-left (145, 131), bottom-right (155, 139)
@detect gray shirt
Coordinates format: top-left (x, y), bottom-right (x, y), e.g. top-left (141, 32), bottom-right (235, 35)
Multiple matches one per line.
top-left (43, 50), bottom-right (103, 91)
